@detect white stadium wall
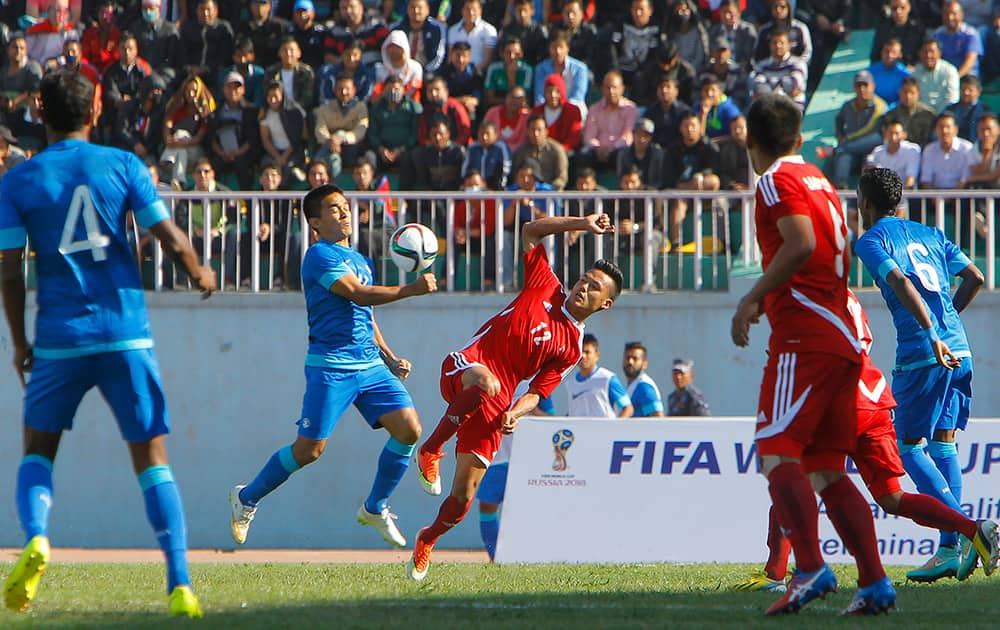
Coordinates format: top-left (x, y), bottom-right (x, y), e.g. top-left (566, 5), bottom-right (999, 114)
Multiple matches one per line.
top-left (1, 285), bottom-right (1000, 550)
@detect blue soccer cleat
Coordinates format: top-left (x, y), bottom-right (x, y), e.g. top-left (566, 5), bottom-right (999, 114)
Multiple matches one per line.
top-left (765, 563), bottom-right (837, 615)
top-left (840, 576), bottom-right (896, 615)
top-left (906, 545), bottom-right (959, 583)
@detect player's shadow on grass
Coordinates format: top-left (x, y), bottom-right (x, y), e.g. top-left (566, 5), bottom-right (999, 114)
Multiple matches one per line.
top-left (15, 582), bottom-right (1000, 629)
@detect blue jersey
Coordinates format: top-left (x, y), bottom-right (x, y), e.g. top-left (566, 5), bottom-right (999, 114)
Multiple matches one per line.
top-left (300, 240), bottom-right (382, 370)
top-left (626, 373), bottom-right (665, 417)
top-left (855, 217), bottom-right (972, 371)
top-left (0, 140), bottom-right (169, 358)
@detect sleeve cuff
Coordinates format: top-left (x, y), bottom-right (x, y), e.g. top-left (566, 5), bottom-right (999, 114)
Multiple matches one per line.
top-left (877, 258), bottom-right (899, 282)
top-left (615, 395), bottom-right (632, 409)
top-left (0, 226), bottom-right (27, 250)
top-left (134, 200), bottom-right (170, 229)
top-left (948, 253), bottom-right (973, 275)
top-left (318, 263), bottom-right (351, 290)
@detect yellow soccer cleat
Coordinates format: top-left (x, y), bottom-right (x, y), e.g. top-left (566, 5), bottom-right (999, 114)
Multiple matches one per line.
top-left (169, 585), bottom-right (204, 618)
top-left (732, 570), bottom-right (788, 593)
top-left (4, 535), bottom-right (51, 612)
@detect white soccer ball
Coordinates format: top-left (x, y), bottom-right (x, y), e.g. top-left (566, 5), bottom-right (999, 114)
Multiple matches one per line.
top-left (390, 223), bottom-right (438, 273)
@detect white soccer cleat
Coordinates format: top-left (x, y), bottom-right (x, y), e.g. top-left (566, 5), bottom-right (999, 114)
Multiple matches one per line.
top-left (229, 484), bottom-right (257, 545)
top-left (357, 504), bottom-right (407, 547)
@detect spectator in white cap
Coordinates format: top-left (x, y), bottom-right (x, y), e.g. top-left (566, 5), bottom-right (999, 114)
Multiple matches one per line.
top-left (667, 358), bottom-right (710, 417)
top-left (616, 117), bottom-right (664, 189)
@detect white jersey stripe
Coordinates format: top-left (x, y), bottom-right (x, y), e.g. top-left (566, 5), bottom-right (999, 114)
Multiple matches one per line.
top-left (790, 288), bottom-right (865, 355)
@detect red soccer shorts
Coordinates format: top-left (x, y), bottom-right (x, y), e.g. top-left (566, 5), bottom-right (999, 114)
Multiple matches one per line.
top-left (440, 352), bottom-right (510, 465)
top-left (755, 352), bottom-right (861, 459)
top-left (852, 409), bottom-right (905, 498)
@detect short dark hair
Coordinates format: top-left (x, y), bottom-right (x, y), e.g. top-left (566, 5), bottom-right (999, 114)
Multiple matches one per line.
top-left (548, 29), bottom-right (570, 47)
top-left (768, 27), bottom-right (790, 41)
top-left (343, 38), bottom-right (363, 52)
top-left (900, 76), bottom-right (920, 89)
top-left (921, 37), bottom-right (940, 51)
top-left (335, 73), bottom-right (355, 84)
top-left (502, 36), bottom-right (523, 49)
top-left (620, 163), bottom-right (643, 179)
top-left (303, 184), bottom-right (345, 220)
top-left (858, 167), bottom-right (902, 216)
top-left (700, 73), bottom-right (722, 89)
top-left (119, 30), bottom-right (138, 47)
top-left (960, 74), bottom-right (981, 89)
top-left (582, 333), bottom-right (599, 349)
top-left (883, 37), bottom-right (902, 49)
top-left (624, 341), bottom-right (647, 356)
top-left (746, 93), bottom-right (801, 156)
top-left (936, 111), bottom-right (958, 126)
top-left (40, 69), bottom-right (95, 134)
top-left (527, 112), bottom-right (546, 127)
top-left (592, 259), bottom-right (623, 298)
top-left (576, 166), bottom-right (597, 181)
top-left (450, 40), bottom-right (471, 52)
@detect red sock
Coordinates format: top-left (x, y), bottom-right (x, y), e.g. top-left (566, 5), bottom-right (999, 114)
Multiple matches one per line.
top-left (422, 388), bottom-right (485, 453)
top-left (896, 492), bottom-right (976, 539)
top-left (820, 476), bottom-right (886, 587)
top-left (421, 496), bottom-right (472, 544)
top-left (767, 462), bottom-right (823, 573)
top-left (421, 416), bottom-right (461, 454)
top-left (764, 504), bottom-right (792, 580)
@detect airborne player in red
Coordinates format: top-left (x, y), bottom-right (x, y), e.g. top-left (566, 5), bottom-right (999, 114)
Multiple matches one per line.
top-left (408, 213), bottom-right (622, 580)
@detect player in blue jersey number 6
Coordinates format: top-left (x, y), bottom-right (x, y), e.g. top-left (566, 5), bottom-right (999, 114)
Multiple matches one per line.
top-left (230, 184), bottom-right (437, 549)
top-left (0, 70), bottom-right (216, 618)
top-left (855, 167), bottom-right (988, 583)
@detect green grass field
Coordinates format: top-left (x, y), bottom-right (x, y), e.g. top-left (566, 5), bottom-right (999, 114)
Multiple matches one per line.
top-left (1, 562), bottom-right (998, 628)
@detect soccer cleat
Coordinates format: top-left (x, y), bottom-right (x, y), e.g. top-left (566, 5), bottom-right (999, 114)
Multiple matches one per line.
top-left (408, 527), bottom-right (434, 581)
top-left (958, 519), bottom-right (1000, 580)
top-left (840, 576), bottom-right (896, 615)
top-left (416, 449), bottom-right (444, 496)
top-left (229, 484), bottom-right (257, 545)
top-left (4, 535), bottom-right (50, 613)
top-left (357, 504), bottom-right (407, 547)
top-left (906, 545), bottom-right (959, 583)
top-left (733, 570), bottom-right (788, 593)
top-left (168, 585), bottom-right (204, 618)
top-left (764, 563), bottom-right (837, 616)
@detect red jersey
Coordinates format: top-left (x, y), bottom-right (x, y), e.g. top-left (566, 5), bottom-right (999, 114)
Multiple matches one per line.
top-left (455, 244), bottom-right (584, 399)
top-left (755, 155), bottom-right (862, 361)
top-left (847, 290), bottom-right (896, 424)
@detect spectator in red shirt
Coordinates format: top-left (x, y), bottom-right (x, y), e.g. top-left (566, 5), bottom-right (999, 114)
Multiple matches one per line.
top-left (482, 85), bottom-right (529, 152)
top-left (81, 1), bottom-right (122, 75)
top-left (530, 73), bottom-right (582, 152)
top-left (417, 75), bottom-right (472, 146)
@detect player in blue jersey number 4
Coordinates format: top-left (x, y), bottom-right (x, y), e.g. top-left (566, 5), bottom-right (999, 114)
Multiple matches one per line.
top-left (855, 167), bottom-right (990, 583)
top-left (230, 183), bottom-right (437, 549)
top-left (0, 70), bottom-right (216, 617)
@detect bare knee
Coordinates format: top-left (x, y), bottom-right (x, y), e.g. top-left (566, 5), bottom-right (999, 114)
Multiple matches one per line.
top-left (463, 367), bottom-right (501, 397)
top-left (292, 438), bottom-right (326, 466)
top-left (876, 491), bottom-right (903, 514)
top-left (385, 409), bottom-right (422, 444)
top-left (807, 470), bottom-right (844, 494)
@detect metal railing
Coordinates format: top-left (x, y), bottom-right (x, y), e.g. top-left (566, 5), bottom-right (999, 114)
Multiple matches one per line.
top-left (131, 188), bottom-right (1000, 293)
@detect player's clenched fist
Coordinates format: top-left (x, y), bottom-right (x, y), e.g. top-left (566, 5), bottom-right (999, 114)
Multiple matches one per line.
top-left (585, 213), bottom-right (614, 235)
top-left (194, 266), bottom-right (217, 298)
top-left (497, 411), bottom-right (519, 434)
top-left (411, 273), bottom-right (438, 295)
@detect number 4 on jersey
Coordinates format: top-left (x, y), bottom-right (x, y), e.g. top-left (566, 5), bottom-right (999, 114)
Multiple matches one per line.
top-left (59, 185), bottom-right (110, 261)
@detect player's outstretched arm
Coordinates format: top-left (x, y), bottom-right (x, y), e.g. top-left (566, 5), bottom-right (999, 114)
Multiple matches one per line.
top-left (149, 220), bottom-right (217, 298)
top-left (1, 247), bottom-right (31, 386)
top-left (521, 213), bottom-right (614, 252)
top-left (951, 263), bottom-right (984, 314)
top-left (885, 268), bottom-right (960, 368)
top-left (373, 316), bottom-right (411, 380)
top-left (731, 215), bottom-right (815, 347)
top-left (332, 272), bottom-right (437, 307)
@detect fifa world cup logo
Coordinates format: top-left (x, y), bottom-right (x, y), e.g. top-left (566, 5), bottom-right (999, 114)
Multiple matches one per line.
top-left (551, 429), bottom-right (575, 472)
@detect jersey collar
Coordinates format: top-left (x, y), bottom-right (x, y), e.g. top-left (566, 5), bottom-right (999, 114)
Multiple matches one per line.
top-left (763, 154), bottom-right (805, 176)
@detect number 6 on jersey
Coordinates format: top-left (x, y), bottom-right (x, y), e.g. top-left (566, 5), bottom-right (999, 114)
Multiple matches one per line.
top-left (59, 185), bottom-right (110, 261)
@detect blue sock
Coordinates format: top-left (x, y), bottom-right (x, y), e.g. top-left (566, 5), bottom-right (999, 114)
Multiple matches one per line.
top-left (364, 438), bottom-right (414, 515)
top-left (240, 445), bottom-right (301, 507)
top-left (899, 442), bottom-right (961, 547)
top-left (929, 440), bottom-right (963, 546)
top-left (138, 466), bottom-right (190, 593)
top-left (16, 455), bottom-right (53, 545)
top-left (479, 511), bottom-right (499, 561)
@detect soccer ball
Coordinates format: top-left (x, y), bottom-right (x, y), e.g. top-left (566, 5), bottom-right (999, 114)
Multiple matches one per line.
top-left (390, 223), bottom-right (438, 273)
top-left (552, 429), bottom-right (574, 452)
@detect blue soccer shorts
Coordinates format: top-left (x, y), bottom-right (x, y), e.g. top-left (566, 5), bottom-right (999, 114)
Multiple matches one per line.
top-left (475, 462), bottom-right (509, 504)
top-left (24, 349), bottom-right (169, 442)
top-left (297, 363), bottom-right (413, 440)
top-left (892, 357), bottom-right (972, 441)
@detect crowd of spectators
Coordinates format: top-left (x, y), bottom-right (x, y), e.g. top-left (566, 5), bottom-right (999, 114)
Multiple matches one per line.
top-left (1, 0), bottom-right (998, 279)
